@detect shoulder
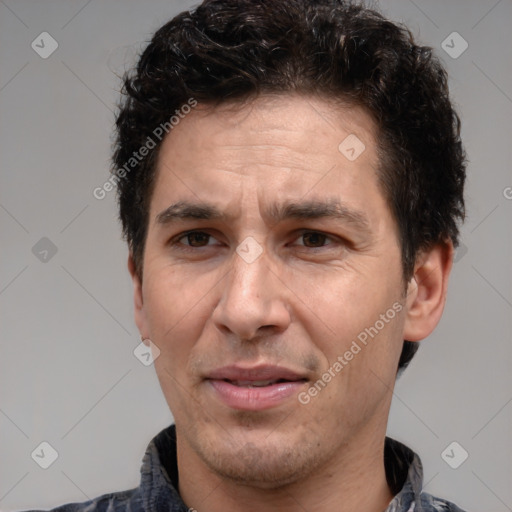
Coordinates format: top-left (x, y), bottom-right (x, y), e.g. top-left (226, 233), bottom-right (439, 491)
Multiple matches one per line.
top-left (20, 487), bottom-right (142, 512)
top-left (417, 491), bottom-right (469, 512)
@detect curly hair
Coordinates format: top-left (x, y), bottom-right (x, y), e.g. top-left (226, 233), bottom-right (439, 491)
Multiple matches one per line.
top-left (113, 0), bottom-right (466, 372)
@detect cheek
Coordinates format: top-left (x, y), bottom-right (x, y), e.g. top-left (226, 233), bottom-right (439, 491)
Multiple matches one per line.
top-left (304, 306), bottom-right (405, 431)
top-left (299, 262), bottom-right (405, 374)
top-left (144, 267), bottom-right (219, 412)
top-left (142, 266), bottom-right (217, 358)
top-left (293, 267), bottom-right (381, 340)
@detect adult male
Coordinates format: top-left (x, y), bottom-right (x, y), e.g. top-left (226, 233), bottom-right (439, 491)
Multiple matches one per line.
top-left (31, 0), bottom-right (467, 510)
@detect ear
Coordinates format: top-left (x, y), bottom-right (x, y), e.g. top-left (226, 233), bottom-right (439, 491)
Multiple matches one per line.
top-left (128, 254), bottom-right (150, 340)
top-left (403, 239), bottom-right (454, 342)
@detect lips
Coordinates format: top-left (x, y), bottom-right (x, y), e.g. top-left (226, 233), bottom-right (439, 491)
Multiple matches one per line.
top-left (228, 379), bottom-right (290, 387)
top-left (205, 365), bottom-right (308, 410)
top-left (206, 365), bottom-right (307, 382)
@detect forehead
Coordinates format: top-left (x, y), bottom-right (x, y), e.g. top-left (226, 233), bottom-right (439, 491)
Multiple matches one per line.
top-left (151, 93), bottom-right (389, 228)
top-left (158, 93), bottom-right (379, 167)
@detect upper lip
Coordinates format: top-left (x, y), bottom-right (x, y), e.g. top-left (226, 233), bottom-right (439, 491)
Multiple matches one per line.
top-left (206, 365), bottom-right (308, 382)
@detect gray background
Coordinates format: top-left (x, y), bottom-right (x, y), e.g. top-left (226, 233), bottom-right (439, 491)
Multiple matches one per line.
top-left (1, 0), bottom-right (511, 510)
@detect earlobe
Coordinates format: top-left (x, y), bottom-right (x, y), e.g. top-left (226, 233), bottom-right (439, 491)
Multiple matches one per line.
top-left (128, 254), bottom-right (149, 339)
top-left (403, 240), bottom-right (454, 342)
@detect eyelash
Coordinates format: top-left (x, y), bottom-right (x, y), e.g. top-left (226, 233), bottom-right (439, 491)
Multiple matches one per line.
top-left (170, 230), bottom-right (341, 252)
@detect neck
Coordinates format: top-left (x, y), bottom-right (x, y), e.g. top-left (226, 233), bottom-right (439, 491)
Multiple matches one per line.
top-left (177, 427), bottom-right (394, 512)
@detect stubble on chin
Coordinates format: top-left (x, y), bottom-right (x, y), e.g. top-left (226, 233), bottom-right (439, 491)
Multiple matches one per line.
top-left (181, 418), bottom-right (329, 489)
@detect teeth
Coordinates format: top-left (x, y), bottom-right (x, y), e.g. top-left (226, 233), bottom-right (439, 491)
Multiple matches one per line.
top-left (231, 379), bottom-right (278, 387)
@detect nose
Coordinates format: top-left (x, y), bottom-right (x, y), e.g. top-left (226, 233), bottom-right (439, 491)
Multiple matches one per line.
top-left (211, 243), bottom-right (291, 342)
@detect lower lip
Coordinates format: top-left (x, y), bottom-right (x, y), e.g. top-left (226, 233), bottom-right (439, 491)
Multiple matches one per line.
top-left (208, 379), bottom-right (306, 411)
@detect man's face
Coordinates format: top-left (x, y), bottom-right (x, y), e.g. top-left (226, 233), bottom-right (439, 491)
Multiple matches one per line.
top-left (133, 94), bottom-right (409, 486)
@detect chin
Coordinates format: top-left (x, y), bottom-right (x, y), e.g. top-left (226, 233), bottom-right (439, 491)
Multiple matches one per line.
top-left (189, 421), bottom-right (326, 488)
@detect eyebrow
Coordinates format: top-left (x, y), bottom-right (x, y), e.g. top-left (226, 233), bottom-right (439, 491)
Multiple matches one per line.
top-left (156, 198), bottom-right (371, 233)
top-left (156, 201), bottom-right (227, 224)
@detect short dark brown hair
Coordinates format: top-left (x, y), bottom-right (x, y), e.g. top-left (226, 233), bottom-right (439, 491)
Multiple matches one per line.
top-left (113, 0), bottom-right (466, 371)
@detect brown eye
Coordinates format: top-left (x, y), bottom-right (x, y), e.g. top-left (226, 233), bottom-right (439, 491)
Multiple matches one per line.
top-left (301, 232), bottom-right (329, 248)
top-left (181, 231), bottom-right (212, 247)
